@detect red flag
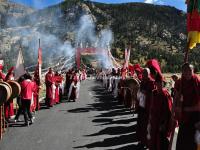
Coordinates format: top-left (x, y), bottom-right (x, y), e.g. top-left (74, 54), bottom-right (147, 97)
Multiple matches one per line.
top-left (186, 0), bottom-right (200, 49)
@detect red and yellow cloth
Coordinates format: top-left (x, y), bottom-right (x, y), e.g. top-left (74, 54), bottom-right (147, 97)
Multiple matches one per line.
top-left (186, 0), bottom-right (200, 49)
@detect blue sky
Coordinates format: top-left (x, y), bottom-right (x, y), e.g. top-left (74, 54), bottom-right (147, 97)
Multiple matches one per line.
top-left (11, 0), bottom-right (186, 11)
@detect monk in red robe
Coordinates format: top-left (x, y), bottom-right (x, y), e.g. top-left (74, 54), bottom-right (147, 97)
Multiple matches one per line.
top-left (118, 68), bottom-right (126, 104)
top-left (133, 64), bottom-right (143, 81)
top-left (30, 81), bottom-right (39, 112)
top-left (33, 80), bottom-right (40, 111)
top-left (136, 68), bottom-right (156, 149)
top-left (68, 70), bottom-right (79, 102)
top-left (175, 63), bottom-right (200, 150)
top-left (148, 74), bottom-right (172, 150)
top-left (45, 68), bottom-right (54, 107)
top-left (65, 69), bottom-right (72, 96)
top-left (0, 64), bottom-right (5, 81)
top-left (54, 72), bottom-right (63, 104)
top-left (4, 67), bottom-right (15, 121)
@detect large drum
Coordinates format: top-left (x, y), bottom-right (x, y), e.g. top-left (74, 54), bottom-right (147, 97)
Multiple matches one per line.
top-left (7, 80), bottom-right (21, 100)
top-left (0, 82), bottom-right (12, 105)
top-left (123, 77), bottom-right (140, 110)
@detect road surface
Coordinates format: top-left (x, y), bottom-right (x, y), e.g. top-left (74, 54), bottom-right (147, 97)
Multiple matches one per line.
top-left (0, 79), bottom-right (177, 150)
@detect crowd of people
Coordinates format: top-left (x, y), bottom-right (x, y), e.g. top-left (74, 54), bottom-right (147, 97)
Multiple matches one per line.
top-left (0, 59), bottom-right (199, 150)
top-left (0, 65), bottom-right (87, 126)
top-left (96, 60), bottom-right (200, 150)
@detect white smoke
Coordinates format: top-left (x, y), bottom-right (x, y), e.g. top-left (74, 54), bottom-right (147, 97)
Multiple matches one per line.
top-left (4, 2), bottom-right (75, 70)
top-left (76, 15), bottom-right (96, 48)
top-left (75, 14), bottom-right (114, 69)
top-left (4, 1), bottom-right (115, 70)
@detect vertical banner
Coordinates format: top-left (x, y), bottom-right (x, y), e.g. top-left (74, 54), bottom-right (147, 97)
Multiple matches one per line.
top-left (15, 47), bottom-right (26, 80)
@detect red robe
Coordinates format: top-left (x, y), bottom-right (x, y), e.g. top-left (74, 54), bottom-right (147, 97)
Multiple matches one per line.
top-left (136, 78), bottom-right (155, 146)
top-left (34, 83), bottom-right (40, 110)
top-left (0, 72), bottom-right (6, 81)
top-left (45, 72), bottom-right (54, 106)
top-left (65, 72), bottom-right (71, 96)
top-left (175, 75), bottom-right (200, 150)
top-left (30, 81), bottom-right (40, 112)
top-left (54, 75), bottom-right (63, 104)
top-left (69, 74), bottom-right (79, 101)
top-left (149, 88), bottom-right (172, 150)
top-left (4, 73), bottom-right (15, 119)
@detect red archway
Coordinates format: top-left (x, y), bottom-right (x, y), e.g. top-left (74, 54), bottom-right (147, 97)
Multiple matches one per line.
top-left (75, 47), bottom-right (108, 68)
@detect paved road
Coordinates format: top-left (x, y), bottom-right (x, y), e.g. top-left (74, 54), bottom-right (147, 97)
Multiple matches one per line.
top-left (0, 80), bottom-right (177, 150)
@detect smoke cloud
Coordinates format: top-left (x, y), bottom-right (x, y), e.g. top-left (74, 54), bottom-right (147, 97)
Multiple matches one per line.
top-left (3, 1), bottom-right (115, 71)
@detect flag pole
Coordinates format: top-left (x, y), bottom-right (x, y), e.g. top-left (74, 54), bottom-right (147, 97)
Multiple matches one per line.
top-left (39, 39), bottom-right (40, 48)
top-left (184, 39), bottom-right (190, 63)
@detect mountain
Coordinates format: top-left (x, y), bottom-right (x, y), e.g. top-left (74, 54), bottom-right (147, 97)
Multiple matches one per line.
top-left (0, 0), bottom-right (199, 72)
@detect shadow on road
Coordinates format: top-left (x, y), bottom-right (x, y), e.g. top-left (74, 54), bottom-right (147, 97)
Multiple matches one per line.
top-left (71, 82), bottom-right (139, 149)
top-left (74, 133), bottom-right (137, 149)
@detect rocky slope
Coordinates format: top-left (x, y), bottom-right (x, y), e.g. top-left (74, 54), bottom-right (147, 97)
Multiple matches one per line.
top-left (1, 0), bottom-right (199, 72)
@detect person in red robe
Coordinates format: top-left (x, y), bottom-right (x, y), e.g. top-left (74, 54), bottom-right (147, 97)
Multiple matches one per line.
top-left (136, 68), bottom-right (156, 149)
top-left (148, 74), bottom-right (173, 150)
top-left (30, 81), bottom-right (38, 113)
top-left (118, 68), bottom-right (126, 104)
top-left (82, 69), bottom-right (87, 81)
top-left (146, 59), bottom-right (162, 80)
top-left (175, 63), bottom-right (200, 150)
top-left (68, 70), bottom-right (79, 102)
top-left (133, 64), bottom-right (143, 81)
top-left (54, 72), bottom-right (63, 104)
top-left (33, 80), bottom-right (40, 111)
top-left (65, 69), bottom-right (73, 96)
top-left (4, 67), bottom-right (15, 121)
top-left (0, 64), bottom-right (5, 81)
top-left (45, 68), bottom-right (55, 108)
top-left (20, 73), bottom-right (35, 126)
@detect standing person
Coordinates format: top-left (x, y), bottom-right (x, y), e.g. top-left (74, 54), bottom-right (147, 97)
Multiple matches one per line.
top-left (175, 63), bottom-right (200, 150)
top-left (20, 73), bottom-right (35, 126)
top-left (45, 68), bottom-right (55, 108)
top-left (133, 64), bottom-right (143, 81)
top-left (14, 75), bottom-right (25, 122)
top-left (82, 69), bottom-right (87, 81)
top-left (68, 70), bottom-right (80, 102)
top-left (65, 69), bottom-right (72, 96)
top-left (0, 64), bottom-right (5, 81)
top-left (54, 71), bottom-right (63, 104)
top-left (32, 79), bottom-right (40, 111)
top-left (113, 70), bottom-right (120, 98)
top-left (136, 68), bottom-right (156, 149)
top-left (148, 74), bottom-right (172, 150)
top-left (171, 74), bottom-right (179, 98)
top-left (4, 67), bottom-right (15, 121)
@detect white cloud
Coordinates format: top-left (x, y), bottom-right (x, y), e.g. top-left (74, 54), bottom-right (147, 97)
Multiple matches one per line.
top-left (144, 0), bottom-right (164, 5)
top-left (144, 0), bottom-right (156, 3)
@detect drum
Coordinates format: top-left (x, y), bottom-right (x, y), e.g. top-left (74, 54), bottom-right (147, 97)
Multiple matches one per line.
top-left (0, 81), bottom-right (12, 96)
top-left (123, 77), bottom-right (140, 110)
top-left (0, 83), bottom-right (12, 105)
top-left (7, 80), bottom-right (21, 100)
